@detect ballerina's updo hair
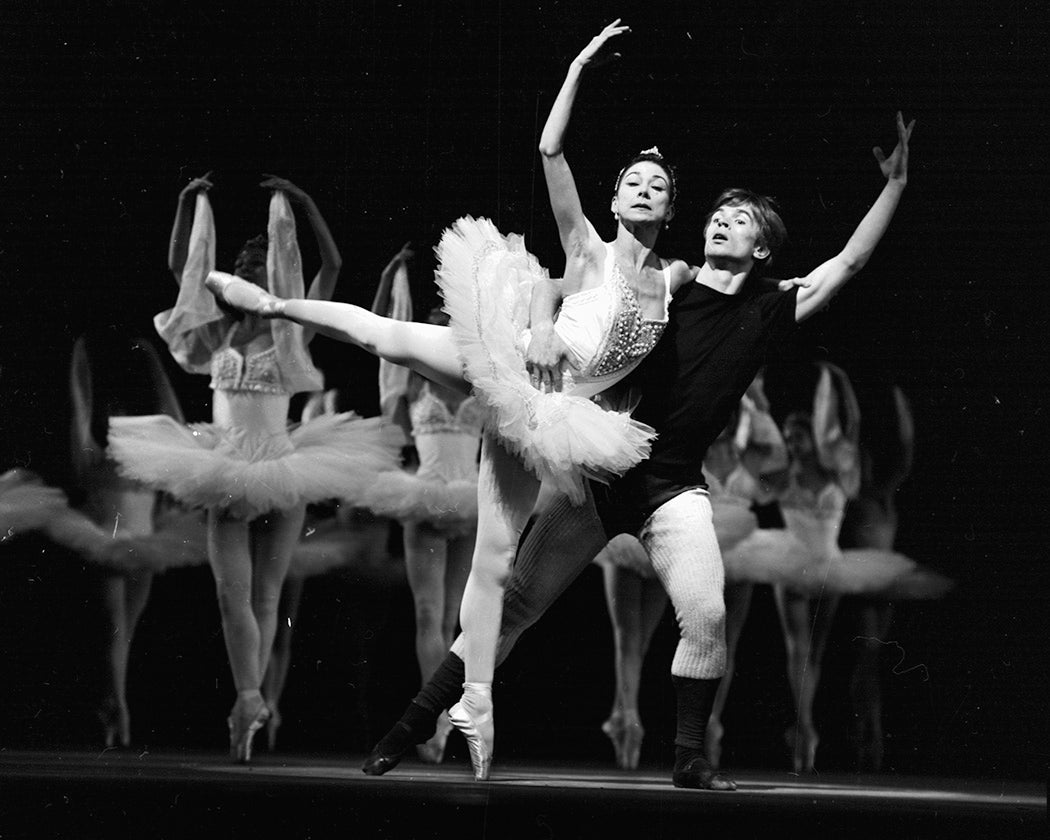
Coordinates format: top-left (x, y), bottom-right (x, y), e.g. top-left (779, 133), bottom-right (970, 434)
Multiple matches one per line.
top-left (614, 147), bottom-right (678, 205)
top-left (235, 234), bottom-right (268, 266)
top-left (704, 188), bottom-right (787, 266)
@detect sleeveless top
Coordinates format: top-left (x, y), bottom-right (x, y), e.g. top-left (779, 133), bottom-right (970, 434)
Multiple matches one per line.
top-left (409, 382), bottom-right (485, 438)
top-left (409, 383), bottom-right (483, 483)
top-left (554, 243), bottom-right (672, 397)
top-left (210, 326), bottom-right (287, 395)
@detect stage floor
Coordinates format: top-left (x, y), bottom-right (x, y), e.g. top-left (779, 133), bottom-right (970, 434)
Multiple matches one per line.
top-left (0, 749), bottom-right (1043, 839)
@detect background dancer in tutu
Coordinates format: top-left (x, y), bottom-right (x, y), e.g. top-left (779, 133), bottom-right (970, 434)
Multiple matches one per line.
top-left (207, 19), bottom-right (694, 779)
top-left (69, 326), bottom-right (203, 748)
top-left (107, 173), bottom-right (401, 763)
top-left (359, 104), bottom-right (915, 791)
top-left (721, 363), bottom-right (951, 772)
top-left (363, 245), bottom-right (481, 764)
top-left (260, 387), bottom-right (403, 751)
top-left (838, 381), bottom-right (917, 772)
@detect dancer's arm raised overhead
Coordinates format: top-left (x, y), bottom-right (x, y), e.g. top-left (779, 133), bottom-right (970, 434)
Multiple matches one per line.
top-left (168, 172), bottom-right (213, 282)
top-left (260, 175), bottom-right (342, 302)
top-left (794, 112), bottom-right (914, 322)
top-left (529, 19), bottom-right (631, 391)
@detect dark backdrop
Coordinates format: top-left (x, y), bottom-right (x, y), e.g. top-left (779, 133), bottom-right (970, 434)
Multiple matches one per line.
top-left (0, 1), bottom-right (1045, 780)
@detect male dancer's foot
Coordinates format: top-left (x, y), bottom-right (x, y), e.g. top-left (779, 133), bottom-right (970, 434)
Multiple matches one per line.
top-left (205, 271), bottom-right (286, 317)
top-left (362, 655), bottom-right (464, 775)
top-left (672, 747), bottom-right (737, 791)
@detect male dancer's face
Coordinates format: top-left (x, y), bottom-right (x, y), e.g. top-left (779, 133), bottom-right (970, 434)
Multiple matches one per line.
top-left (703, 203), bottom-right (767, 269)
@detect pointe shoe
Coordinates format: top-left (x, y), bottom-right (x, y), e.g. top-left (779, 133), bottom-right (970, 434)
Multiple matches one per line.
top-left (205, 271), bottom-right (285, 318)
top-left (228, 694), bottom-right (271, 764)
top-left (416, 711), bottom-right (453, 765)
top-left (448, 694), bottom-right (494, 781)
top-left (784, 724), bottom-right (819, 774)
top-left (601, 710), bottom-right (644, 770)
top-left (98, 699), bottom-right (131, 749)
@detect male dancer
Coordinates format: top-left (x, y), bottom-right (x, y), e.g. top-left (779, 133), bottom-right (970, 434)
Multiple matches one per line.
top-left (363, 112), bottom-right (914, 790)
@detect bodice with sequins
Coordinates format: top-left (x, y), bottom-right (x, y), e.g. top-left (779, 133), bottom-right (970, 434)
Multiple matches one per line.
top-left (552, 243), bottom-right (670, 399)
top-left (409, 384), bottom-right (483, 483)
top-left (210, 343), bottom-right (286, 394)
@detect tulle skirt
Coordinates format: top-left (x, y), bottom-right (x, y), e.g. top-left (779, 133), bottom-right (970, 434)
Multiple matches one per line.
top-left (721, 528), bottom-right (954, 598)
top-left (362, 470), bottom-right (478, 536)
top-left (436, 216), bottom-right (655, 503)
top-left (108, 412), bottom-right (403, 520)
top-left (0, 469), bottom-right (208, 572)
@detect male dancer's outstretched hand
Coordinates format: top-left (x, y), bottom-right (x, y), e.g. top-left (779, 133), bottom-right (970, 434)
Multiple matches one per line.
top-left (874, 111), bottom-right (914, 186)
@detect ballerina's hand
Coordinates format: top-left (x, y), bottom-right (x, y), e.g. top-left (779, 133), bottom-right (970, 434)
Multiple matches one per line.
top-left (575, 18), bottom-right (631, 68)
top-left (525, 326), bottom-right (578, 393)
top-left (180, 171), bottom-right (214, 198)
top-left (260, 174), bottom-right (309, 203)
top-left (873, 111), bottom-right (915, 186)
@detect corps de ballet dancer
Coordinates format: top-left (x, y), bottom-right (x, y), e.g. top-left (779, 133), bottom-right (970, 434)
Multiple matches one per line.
top-left (720, 363), bottom-right (952, 772)
top-left (361, 245), bottom-right (482, 764)
top-left (838, 380), bottom-right (917, 771)
top-left (69, 326), bottom-right (209, 748)
top-left (105, 174), bottom-right (402, 763)
top-left (205, 19), bottom-right (699, 780)
top-left (262, 387), bottom-right (405, 751)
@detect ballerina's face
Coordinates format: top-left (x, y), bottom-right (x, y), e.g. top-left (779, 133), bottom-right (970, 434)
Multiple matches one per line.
top-left (783, 414), bottom-right (815, 459)
top-left (613, 161), bottom-right (675, 227)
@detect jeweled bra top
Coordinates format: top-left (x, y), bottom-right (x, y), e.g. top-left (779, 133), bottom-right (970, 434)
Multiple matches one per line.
top-left (210, 344), bottom-right (287, 395)
top-left (556, 243), bottom-right (670, 383)
top-left (409, 383), bottom-right (485, 437)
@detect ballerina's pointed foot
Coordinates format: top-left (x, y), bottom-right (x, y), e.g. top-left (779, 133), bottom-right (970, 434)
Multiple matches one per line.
top-left (784, 724), bottom-right (819, 774)
top-left (448, 688), bottom-right (494, 781)
top-left (228, 693), bottom-right (271, 764)
top-left (416, 711), bottom-right (453, 765)
top-left (602, 710), bottom-right (644, 770)
top-left (98, 699), bottom-right (131, 749)
top-left (705, 718), bottom-right (724, 769)
top-left (205, 271), bottom-right (286, 318)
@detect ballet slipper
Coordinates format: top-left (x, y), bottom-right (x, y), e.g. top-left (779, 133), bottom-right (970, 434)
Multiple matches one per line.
top-left (228, 693), bottom-right (271, 764)
top-left (784, 723), bottom-right (819, 774)
top-left (98, 697), bottom-right (131, 749)
top-left (448, 685), bottom-right (493, 781)
top-left (601, 710), bottom-right (644, 770)
top-left (266, 702), bottom-right (282, 752)
top-left (205, 271), bottom-right (286, 318)
top-left (672, 753), bottom-right (738, 791)
top-left (705, 717), bottom-right (724, 769)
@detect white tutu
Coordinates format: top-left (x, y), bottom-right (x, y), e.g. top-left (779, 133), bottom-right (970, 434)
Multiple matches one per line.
top-left (0, 469), bottom-right (208, 572)
top-left (363, 470), bottom-right (478, 535)
top-left (721, 528), bottom-right (954, 598)
top-left (436, 216), bottom-right (655, 503)
top-left (107, 412), bottom-right (403, 520)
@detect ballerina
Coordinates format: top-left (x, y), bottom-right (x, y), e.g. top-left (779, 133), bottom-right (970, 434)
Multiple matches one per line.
top-left (69, 326), bottom-right (208, 748)
top-left (721, 363), bottom-right (952, 772)
top-left (106, 173), bottom-right (402, 763)
top-left (207, 20), bottom-right (694, 780)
